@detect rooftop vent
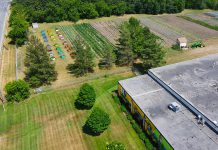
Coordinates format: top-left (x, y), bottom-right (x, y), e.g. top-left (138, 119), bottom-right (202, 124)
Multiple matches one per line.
top-left (197, 115), bottom-right (205, 126)
top-left (168, 102), bottom-right (180, 112)
top-left (213, 121), bottom-right (217, 126)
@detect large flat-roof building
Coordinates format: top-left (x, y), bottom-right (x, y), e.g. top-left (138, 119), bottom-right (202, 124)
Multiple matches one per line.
top-left (118, 54), bottom-right (218, 150)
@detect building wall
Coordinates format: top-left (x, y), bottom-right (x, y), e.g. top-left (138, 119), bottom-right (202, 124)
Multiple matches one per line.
top-left (118, 83), bottom-right (174, 150)
top-left (180, 42), bottom-right (187, 48)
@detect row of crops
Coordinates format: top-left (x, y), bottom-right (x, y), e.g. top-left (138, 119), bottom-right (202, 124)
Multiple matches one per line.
top-left (185, 13), bottom-right (218, 26)
top-left (138, 16), bottom-right (199, 45)
top-left (90, 20), bottom-right (123, 45)
top-left (59, 23), bottom-right (115, 57)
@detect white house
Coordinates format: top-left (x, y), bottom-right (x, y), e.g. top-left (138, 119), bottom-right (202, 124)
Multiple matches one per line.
top-left (177, 37), bottom-right (188, 49)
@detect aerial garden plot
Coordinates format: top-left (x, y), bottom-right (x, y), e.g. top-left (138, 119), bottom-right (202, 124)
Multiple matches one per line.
top-left (90, 19), bottom-right (123, 45)
top-left (137, 15), bottom-right (218, 46)
top-left (59, 23), bottom-right (115, 57)
top-left (185, 13), bottom-right (218, 26)
top-left (157, 15), bottom-right (218, 39)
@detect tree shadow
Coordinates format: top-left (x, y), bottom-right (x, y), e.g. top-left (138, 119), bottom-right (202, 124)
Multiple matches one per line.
top-left (82, 124), bottom-right (101, 136)
top-left (74, 100), bottom-right (91, 110)
top-left (133, 63), bottom-right (147, 74)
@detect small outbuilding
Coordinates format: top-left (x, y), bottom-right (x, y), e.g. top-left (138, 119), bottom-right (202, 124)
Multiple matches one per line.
top-left (177, 37), bottom-right (188, 49)
top-left (32, 23), bottom-right (39, 29)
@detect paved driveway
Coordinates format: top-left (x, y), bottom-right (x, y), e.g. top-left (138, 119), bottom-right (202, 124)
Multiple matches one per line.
top-left (0, 1), bottom-right (10, 51)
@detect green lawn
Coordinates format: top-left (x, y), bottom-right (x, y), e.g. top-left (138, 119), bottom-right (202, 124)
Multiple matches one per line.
top-left (0, 74), bottom-right (146, 150)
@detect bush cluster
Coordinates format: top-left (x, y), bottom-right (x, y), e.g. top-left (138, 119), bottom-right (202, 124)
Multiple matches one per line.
top-left (83, 107), bottom-right (111, 135)
top-left (5, 80), bottom-right (30, 102)
top-left (106, 141), bottom-right (126, 150)
top-left (112, 92), bottom-right (156, 150)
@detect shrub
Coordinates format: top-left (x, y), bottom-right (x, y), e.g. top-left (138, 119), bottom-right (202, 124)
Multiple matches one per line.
top-left (83, 107), bottom-right (111, 135)
top-left (121, 105), bottom-right (127, 113)
top-left (5, 80), bottom-right (30, 102)
top-left (112, 93), bottom-right (157, 150)
top-left (132, 122), bottom-right (142, 134)
top-left (113, 95), bottom-right (121, 105)
top-left (75, 83), bottom-right (96, 109)
top-left (106, 141), bottom-right (126, 150)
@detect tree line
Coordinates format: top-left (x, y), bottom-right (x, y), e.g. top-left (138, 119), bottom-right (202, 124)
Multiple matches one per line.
top-left (13, 0), bottom-right (186, 23)
top-left (8, 4), bottom-right (29, 46)
top-left (67, 17), bottom-right (165, 76)
top-left (10, 0), bottom-right (218, 46)
top-left (185, 0), bottom-right (218, 10)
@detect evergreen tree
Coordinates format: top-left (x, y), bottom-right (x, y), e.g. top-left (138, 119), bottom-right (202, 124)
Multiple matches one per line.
top-left (140, 27), bottom-right (166, 72)
top-left (25, 36), bottom-right (57, 87)
top-left (67, 40), bottom-right (95, 76)
top-left (83, 107), bottom-right (111, 135)
top-left (75, 83), bottom-right (96, 109)
top-left (116, 17), bottom-right (165, 71)
top-left (98, 48), bottom-right (115, 69)
top-left (116, 22), bottom-right (135, 66)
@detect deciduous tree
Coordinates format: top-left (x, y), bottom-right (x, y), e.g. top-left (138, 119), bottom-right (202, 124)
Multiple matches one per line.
top-left (5, 80), bottom-right (30, 102)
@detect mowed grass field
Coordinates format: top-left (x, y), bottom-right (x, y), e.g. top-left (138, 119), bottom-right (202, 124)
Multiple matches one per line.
top-left (0, 74), bottom-right (146, 150)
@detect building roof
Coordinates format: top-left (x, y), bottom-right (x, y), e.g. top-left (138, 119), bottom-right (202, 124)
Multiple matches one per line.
top-left (177, 37), bottom-right (187, 43)
top-left (151, 54), bottom-right (218, 127)
top-left (32, 23), bottom-right (39, 29)
top-left (119, 54), bottom-right (218, 150)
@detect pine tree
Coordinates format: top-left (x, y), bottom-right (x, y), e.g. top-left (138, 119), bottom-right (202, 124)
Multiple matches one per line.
top-left (140, 27), bottom-right (165, 71)
top-left (75, 83), bottom-right (96, 109)
top-left (115, 17), bottom-right (165, 71)
top-left (67, 39), bottom-right (95, 76)
top-left (115, 22), bottom-right (135, 66)
top-left (98, 48), bottom-right (115, 69)
top-left (83, 107), bottom-right (111, 135)
top-left (25, 36), bottom-right (57, 87)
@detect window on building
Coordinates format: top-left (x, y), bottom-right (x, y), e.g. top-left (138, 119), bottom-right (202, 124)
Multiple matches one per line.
top-left (121, 88), bottom-right (126, 97)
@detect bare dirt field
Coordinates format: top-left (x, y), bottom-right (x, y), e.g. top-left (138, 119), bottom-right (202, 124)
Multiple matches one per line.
top-left (138, 17), bottom-right (185, 45)
top-left (186, 13), bottom-right (218, 26)
top-left (157, 15), bottom-right (218, 39)
top-left (90, 19), bottom-right (122, 45)
top-left (137, 14), bottom-right (218, 45)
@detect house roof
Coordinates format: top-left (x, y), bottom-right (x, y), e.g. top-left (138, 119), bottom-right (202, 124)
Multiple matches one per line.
top-left (177, 37), bottom-right (187, 43)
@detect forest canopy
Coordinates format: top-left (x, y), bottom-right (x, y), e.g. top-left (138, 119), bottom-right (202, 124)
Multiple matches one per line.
top-left (12, 0), bottom-right (218, 23)
top-left (12, 0), bottom-right (186, 23)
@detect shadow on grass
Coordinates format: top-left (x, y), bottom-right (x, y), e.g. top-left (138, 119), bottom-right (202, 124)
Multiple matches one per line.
top-left (82, 124), bottom-right (101, 136)
top-left (74, 101), bottom-right (92, 110)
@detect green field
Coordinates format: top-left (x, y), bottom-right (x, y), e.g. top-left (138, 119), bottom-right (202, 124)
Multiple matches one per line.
top-left (0, 74), bottom-right (146, 150)
top-left (59, 23), bottom-right (115, 57)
